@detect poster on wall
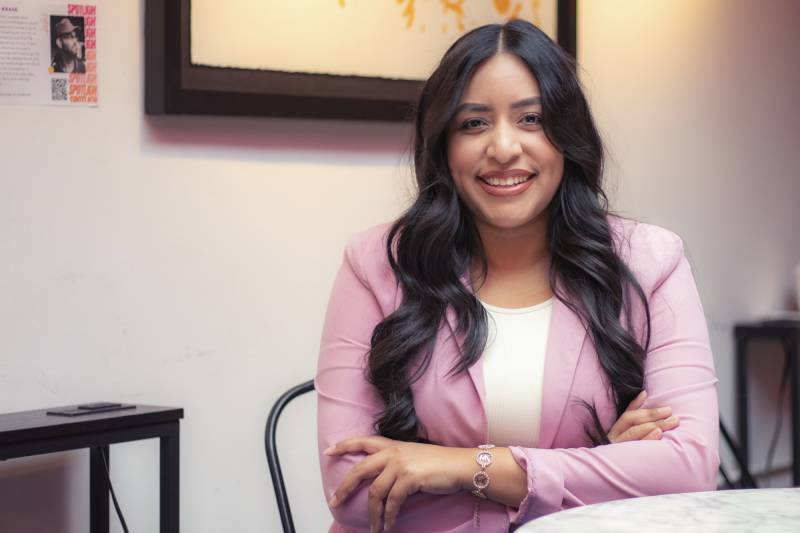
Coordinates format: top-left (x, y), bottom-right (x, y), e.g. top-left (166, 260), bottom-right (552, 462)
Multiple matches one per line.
top-left (0, 1), bottom-right (98, 106)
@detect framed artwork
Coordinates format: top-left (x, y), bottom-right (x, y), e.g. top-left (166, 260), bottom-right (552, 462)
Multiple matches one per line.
top-left (145, 0), bottom-right (577, 121)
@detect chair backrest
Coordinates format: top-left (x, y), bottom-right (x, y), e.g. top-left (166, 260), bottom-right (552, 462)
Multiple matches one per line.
top-left (265, 379), bottom-right (316, 533)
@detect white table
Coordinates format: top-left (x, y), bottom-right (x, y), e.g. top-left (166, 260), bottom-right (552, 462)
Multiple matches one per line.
top-left (516, 488), bottom-right (800, 533)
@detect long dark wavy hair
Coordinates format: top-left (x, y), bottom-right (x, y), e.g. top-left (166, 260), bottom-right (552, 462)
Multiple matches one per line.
top-left (366, 19), bottom-right (651, 446)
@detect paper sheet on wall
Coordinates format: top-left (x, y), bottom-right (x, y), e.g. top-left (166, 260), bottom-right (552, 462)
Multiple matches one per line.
top-left (0, 2), bottom-right (97, 106)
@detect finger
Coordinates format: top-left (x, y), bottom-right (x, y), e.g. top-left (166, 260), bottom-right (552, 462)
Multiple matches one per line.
top-left (618, 406), bottom-right (673, 429)
top-left (614, 415), bottom-right (681, 443)
top-left (329, 453), bottom-right (388, 508)
top-left (325, 436), bottom-right (389, 456)
top-left (642, 427), bottom-right (662, 440)
top-left (383, 478), bottom-right (419, 531)
top-left (624, 390), bottom-right (648, 412)
top-left (608, 405), bottom-right (667, 440)
top-left (617, 421), bottom-right (659, 443)
top-left (657, 415), bottom-right (680, 430)
top-left (367, 468), bottom-right (397, 533)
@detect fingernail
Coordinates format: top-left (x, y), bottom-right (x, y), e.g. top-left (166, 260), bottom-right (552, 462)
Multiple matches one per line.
top-left (665, 415), bottom-right (678, 424)
top-left (657, 406), bottom-right (671, 416)
top-left (639, 390), bottom-right (647, 399)
top-left (653, 428), bottom-right (662, 437)
top-left (328, 494), bottom-right (338, 508)
top-left (323, 446), bottom-right (335, 455)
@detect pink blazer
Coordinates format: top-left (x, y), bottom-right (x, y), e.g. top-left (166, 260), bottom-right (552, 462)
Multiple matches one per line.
top-left (316, 216), bottom-right (720, 532)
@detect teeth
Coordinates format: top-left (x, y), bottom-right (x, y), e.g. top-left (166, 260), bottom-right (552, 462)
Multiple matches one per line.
top-left (484, 174), bottom-right (533, 187)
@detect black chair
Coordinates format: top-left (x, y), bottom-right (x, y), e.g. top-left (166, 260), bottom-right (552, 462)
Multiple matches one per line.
top-left (265, 380), bottom-right (316, 533)
top-left (719, 418), bottom-right (758, 489)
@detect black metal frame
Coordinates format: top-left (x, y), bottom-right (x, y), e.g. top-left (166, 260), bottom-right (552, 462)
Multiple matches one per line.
top-left (0, 405), bottom-right (182, 533)
top-left (145, 0), bottom-right (577, 121)
top-left (719, 418), bottom-right (758, 489)
top-left (265, 380), bottom-right (316, 533)
top-left (735, 321), bottom-right (800, 486)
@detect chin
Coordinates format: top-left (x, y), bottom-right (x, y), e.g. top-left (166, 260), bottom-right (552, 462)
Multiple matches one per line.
top-left (482, 214), bottom-right (540, 231)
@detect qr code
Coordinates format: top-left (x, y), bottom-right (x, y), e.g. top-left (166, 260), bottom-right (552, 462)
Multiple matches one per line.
top-left (51, 78), bottom-right (67, 101)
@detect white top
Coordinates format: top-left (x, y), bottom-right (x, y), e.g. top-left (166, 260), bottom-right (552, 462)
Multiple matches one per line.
top-left (480, 298), bottom-right (553, 448)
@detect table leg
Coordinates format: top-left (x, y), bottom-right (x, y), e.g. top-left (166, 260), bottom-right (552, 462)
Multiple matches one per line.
top-left (160, 422), bottom-right (180, 533)
top-left (90, 445), bottom-right (110, 533)
top-left (789, 335), bottom-right (799, 486)
top-left (736, 334), bottom-right (750, 481)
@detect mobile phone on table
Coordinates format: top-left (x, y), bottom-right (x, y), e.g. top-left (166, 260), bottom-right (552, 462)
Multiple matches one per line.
top-left (46, 402), bottom-right (136, 416)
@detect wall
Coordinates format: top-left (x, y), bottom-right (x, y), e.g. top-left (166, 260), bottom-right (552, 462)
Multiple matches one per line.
top-left (579, 0), bottom-right (800, 485)
top-left (1, 1), bottom-right (798, 532)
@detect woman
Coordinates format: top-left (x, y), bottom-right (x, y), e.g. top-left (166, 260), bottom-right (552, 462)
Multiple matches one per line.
top-left (316, 19), bottom-right (719, 532)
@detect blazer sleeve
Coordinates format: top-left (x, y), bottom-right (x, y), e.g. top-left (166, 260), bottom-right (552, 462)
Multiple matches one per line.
top-left (506, 229), bottom-right (720, 524)
top-left (315, 236), bottom-right (388, 532)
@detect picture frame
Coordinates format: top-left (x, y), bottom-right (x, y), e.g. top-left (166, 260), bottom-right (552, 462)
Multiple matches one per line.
top-left (145, 0), bottom-right (577, 121)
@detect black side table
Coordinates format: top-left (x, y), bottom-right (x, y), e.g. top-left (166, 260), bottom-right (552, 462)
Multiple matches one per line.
top-left (0, 404), bottom-right (183, 532)
top-left (735, 320), bottom-right (799, 485)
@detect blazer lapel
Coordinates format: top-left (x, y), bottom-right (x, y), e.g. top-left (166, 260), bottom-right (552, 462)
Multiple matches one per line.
top-left (395, 269), bottom-right (485, 408)
top-left (443, 307), bottom-right (487, 406)
top-left (443, 274), bottom-right (487, 413)
top-left (536, 294), bottom-right (589, 449)
top-left (442, 275), bottom-right (589, 448)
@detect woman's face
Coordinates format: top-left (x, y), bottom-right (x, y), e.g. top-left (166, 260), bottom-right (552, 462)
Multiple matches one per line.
top-left (446, 53), bottom-right (564, 235)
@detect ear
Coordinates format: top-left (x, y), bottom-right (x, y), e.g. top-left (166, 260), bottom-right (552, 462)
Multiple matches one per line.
top-left (55, 37), bottom-right (63, 50)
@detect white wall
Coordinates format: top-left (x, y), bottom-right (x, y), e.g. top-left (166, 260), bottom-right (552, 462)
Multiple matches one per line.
top-left (1, 1), bottom-right (798, 532)
top-left (579, 0), bottom-right (800, 484)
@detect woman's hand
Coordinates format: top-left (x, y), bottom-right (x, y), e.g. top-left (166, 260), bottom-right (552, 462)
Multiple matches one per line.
top-left (606, 390), bottom-right (680, 443)
top-left (324, 436), bottom-right (472, 532)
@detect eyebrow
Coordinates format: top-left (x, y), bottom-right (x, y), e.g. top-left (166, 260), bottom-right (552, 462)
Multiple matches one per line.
top-left (454, 96), bottom-right (542, 115)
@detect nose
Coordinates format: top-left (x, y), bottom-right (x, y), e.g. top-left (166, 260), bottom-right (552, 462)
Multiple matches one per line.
top-left (486, 121), bottom-right (522, 164)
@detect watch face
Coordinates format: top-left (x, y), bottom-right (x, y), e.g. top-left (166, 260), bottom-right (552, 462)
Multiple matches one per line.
top-left (477, 450), bottom-right (493, 466)
top-left (473, 471), bottom-right (490, 489)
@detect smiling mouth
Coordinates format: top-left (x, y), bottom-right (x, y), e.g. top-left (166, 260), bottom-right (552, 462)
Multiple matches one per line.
top-left (478, 173), bottom-right (537, 187)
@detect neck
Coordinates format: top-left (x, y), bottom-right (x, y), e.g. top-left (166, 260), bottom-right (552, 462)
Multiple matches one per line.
top-left (472, 216), bottom-right (550, 278)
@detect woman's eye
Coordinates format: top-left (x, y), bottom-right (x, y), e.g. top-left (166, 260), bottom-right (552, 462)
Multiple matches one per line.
top-left (461, 118), bottom-right (486, 130)
top-left (522, 114), bottom-right (542, 125)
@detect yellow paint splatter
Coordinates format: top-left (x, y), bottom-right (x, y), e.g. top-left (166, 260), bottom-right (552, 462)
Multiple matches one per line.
top-left (335, 0), bottom-right (540, 32)
top-left (442, 0), bottom-right (464, 16)
top-left (441, 0), bottom-right (465, 32)
top-left (493, 0), bottom-right (511, 14)
top-left (531, 0), bottom-right (541, 26)
top-left (397, 0), bottom-right (415, 29)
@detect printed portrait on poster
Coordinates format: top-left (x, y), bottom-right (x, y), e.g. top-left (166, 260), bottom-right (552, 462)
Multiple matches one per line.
top-left (49, 15), bottom-right (86, 74)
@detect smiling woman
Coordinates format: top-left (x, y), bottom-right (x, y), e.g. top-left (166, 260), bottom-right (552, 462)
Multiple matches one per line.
top-left (316, 19), bottom-right (719, 533)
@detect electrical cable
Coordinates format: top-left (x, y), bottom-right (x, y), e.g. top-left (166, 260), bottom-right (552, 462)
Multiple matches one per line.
top-left (100, 447), bottom-right (130, 533)
top-left (762, 342), bottom-right (791, 488)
